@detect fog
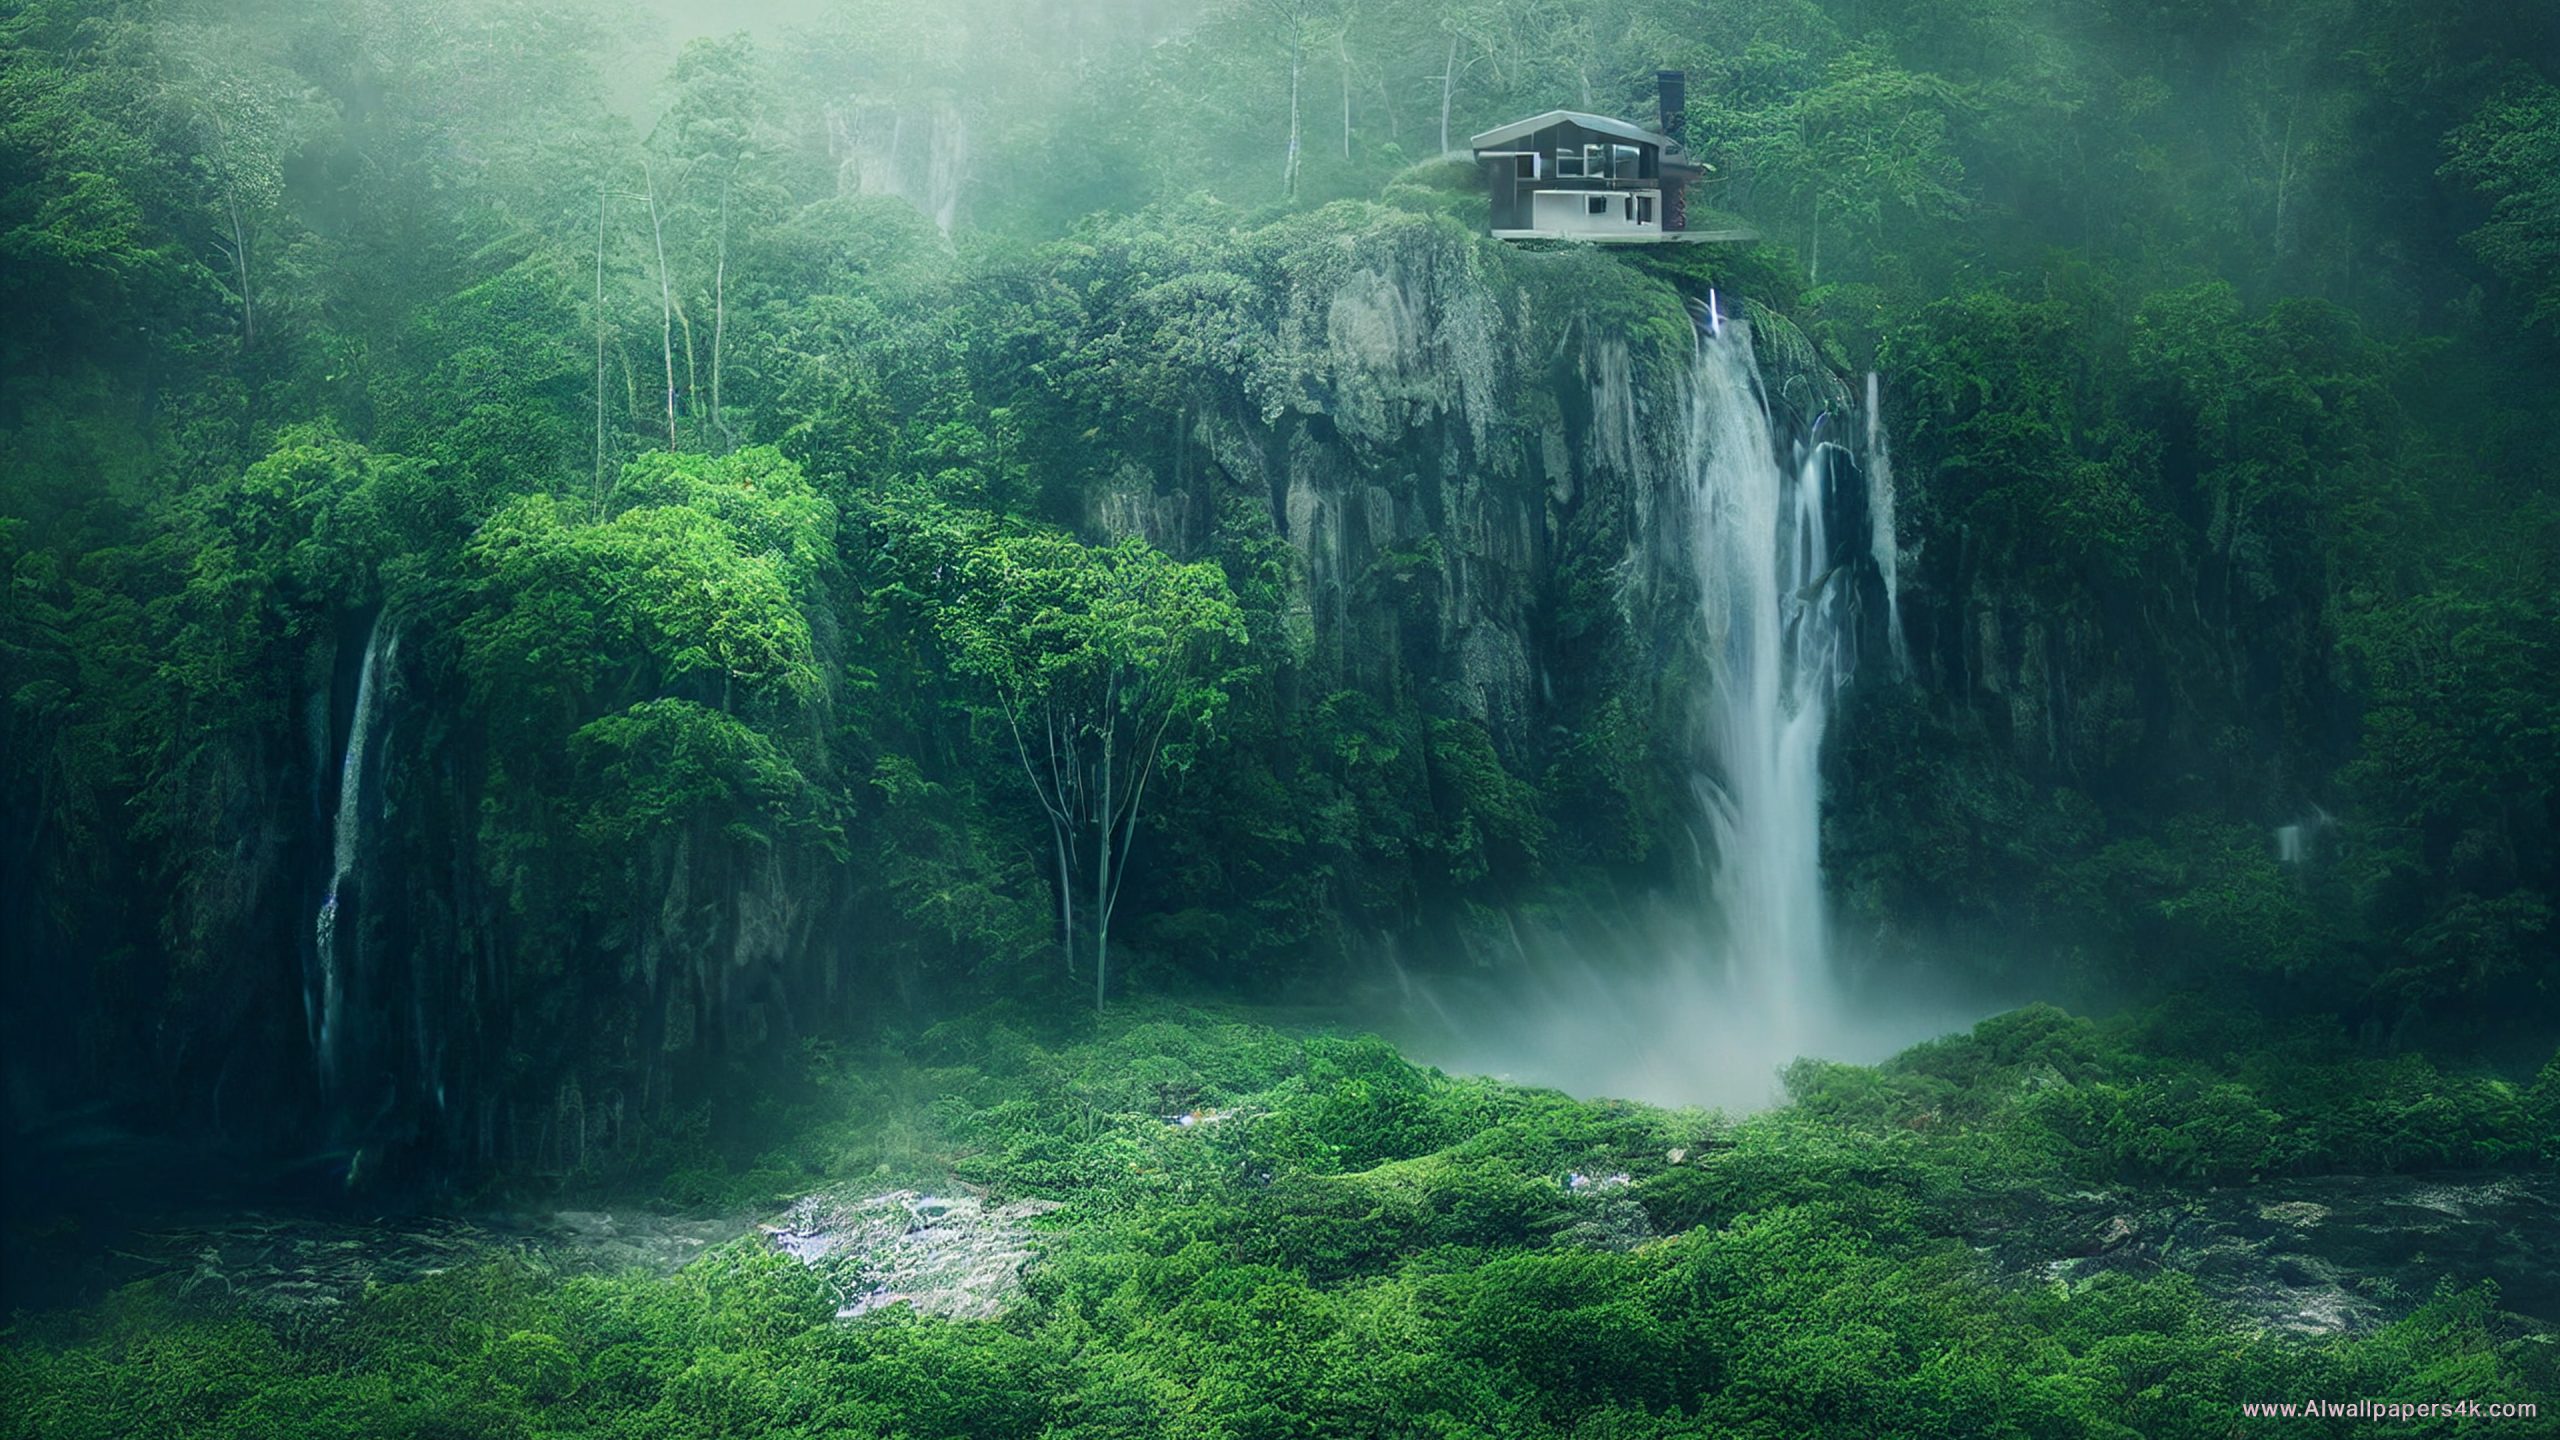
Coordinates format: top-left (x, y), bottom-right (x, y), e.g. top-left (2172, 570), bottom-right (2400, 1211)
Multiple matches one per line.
top-left (1386, 910), bottom-right (2011, 1111)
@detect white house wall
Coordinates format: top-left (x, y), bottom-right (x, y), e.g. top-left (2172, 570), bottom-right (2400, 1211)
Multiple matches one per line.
top-left (1527, 189), bottom-right (1662, 238)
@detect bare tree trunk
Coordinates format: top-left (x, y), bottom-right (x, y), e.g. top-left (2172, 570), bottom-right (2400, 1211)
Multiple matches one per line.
top-left (1338, 29), bottom-right (1352, 159)
top-left (1050, 709), bottom-right (1079, 975)
top-left (676, 298), bottom-right (699, 447)
top-left (643, 159), bottom-right (677, 450)
top-left (594, 187), bottom-right (608, 507)
top-left (1104, 721), bottom-right (1162, 986)
top-left (224, 195), bottom-right (253, 347)
top-left (1808, 191), bottom-right (1822, 288)
top-left (1004, 701), bottom-right (1080, 975)
top-left (1439, 36), bottom-right (1457, 155)
top-left (1093, 685), bottom-right (1115, 1012)
top-left (712, 172), bottom-right (732, 449)
top-left (1283, 9), bottom-right (1304, 197)
top-left (1054, 825), bottom-right (1076, 974)
top-left (200, 109), bottom-right (254, 348)
top-left (2272, 106), bottom-right (2297, 256)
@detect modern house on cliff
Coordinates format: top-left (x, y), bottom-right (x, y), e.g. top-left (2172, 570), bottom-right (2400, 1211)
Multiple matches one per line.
top-left (1470, 71), bottom-right (1745, 243)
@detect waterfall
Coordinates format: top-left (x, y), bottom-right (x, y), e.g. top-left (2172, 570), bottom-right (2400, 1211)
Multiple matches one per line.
top-left (1389, 302), bottom-right (1953, 1111)
top-left (2275, 805), bottom-right (2333, 867)
top-left (1679, 317), bottom-right (1848, 1073)
top-left (828, 101), bottom-right (969, 234)
top-left (1864, 371), bottom-right (1907, 671)
top-left (922, 111), bottom-right (968, 235)
top-left (314, 616), bottom-right (395, 1094)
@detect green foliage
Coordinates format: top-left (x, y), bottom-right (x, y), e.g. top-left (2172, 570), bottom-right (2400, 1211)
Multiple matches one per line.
top-left (2336, 590), bottom-right (2558, 1013)
top-left (9, 1003), bottom-right (2552, 1438)
top-left (128, 427), bottom-right (444, 759)
top-left (1425, 717), bottom-right (1551, 887)
top-left (2081, 820), bottom-right (2326, 978)
top-left (460, 454), bottom-right (830, 728)
top-left (2443, 80), bottom-right (2560, 332)
top-left (570, 699), bottom-right (835, 853)
top-left (4, 18), bottom-right (2560, 1429)
top-left (1783, 1002), bottom-right (2550, 1183)
top-left (1887, 287), bottom-right (2163, 584)
top-left (937, 529), bottom-right (1247, 753)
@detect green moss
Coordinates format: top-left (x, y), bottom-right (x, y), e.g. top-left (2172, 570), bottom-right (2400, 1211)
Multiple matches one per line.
top-left (9, 1004), bottom-right (2549, 1438)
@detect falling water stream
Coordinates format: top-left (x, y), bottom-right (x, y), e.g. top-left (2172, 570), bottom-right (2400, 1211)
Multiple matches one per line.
top-left (314, 617), bottom-right (394, 1097)
top-left (1395, 307), bottom-right (1969, 1108)
top-left (1865, 370), bottom-right (1907, 672)
top-left (1681, 317), bottom-right (1846, 1076)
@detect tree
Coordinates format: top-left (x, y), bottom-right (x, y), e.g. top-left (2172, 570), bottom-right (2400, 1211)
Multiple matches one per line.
top-left (460, 447), bottom-right (831, 754)
top-left (165, 58), bottom-right (292, 349)
top-left (880, 503), bottom-right (1246, 1008)
top-left (1261, 0), bottom-right (1335, 198)
top-left (2443, 80), bottom-right (2560, 333)
top-left (1785, 53), bottom-right (1968, 287)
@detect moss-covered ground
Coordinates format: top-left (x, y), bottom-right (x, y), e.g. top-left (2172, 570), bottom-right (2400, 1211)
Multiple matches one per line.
top-left (6, 1003), bottom-right (2554, 1439)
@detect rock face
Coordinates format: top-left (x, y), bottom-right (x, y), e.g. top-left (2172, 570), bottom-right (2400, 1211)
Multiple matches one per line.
top-left (1080, 207), bottom-right (1699, 765)
top-left (1984, 1172), bottom-right (2560, 1335)
top-left (762, 1189), bottom-right (1064, 1320)
top-left (1071, 206), bottom-right (1898, 975)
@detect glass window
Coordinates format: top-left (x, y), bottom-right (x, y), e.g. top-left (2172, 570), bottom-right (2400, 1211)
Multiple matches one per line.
top-left (1587, 195), bottom-right (1608, 216)
top-left (1612, 144), bottom-right (1640, 179)
top-left (1639, 194), bottom-right (1655, 224)
top-left (1515, 153), bottom-right (1537, 180)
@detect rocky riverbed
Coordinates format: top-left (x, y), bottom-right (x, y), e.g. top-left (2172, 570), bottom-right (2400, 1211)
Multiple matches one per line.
top-left (762, 1188), bottom-right (1065, 1319)
top-left (18, 1169), bottom-right (2553, 1342)
top-left (13, 1185), bottom-right (1068, 1328)
top-left (1974, 1171), bottom-right (2560, 1335)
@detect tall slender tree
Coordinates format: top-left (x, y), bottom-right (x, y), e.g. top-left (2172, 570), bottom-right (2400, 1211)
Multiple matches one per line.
top-left (893, 516), bottom-right (1246, 1008)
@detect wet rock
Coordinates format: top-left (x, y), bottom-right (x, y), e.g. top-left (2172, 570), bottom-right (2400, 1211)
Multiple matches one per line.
top-left (2088, 1215), bottom-right (2137, 1254)
top-left (73, 1205), bottom-right (737, 1325)
top-left (1552, 1196), bottom-right (1654, 1253)
top-left (1985, 1171), bottom-right (2560, 1337)
top-left (2256, 1200), bottom-right (2328, 1228)
top-left (81, 1186), bottom-right (1070, 1328)
top-left (763, 1188), bottom-right (1064, 1320)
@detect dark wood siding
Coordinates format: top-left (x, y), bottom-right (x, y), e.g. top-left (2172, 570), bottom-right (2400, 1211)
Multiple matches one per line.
top-left (1486, 159), bottom-right (1528, 229)
top-left (1476, 113), bottom-right (1691, 234)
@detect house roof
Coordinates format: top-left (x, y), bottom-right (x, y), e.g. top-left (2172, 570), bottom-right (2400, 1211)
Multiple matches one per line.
top-left (1468, 109), bottom-right (1676, 153)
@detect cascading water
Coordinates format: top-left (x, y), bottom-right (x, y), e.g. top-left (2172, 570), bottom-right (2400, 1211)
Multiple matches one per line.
top-left (1865, 371), bottom-right (1907, 672)
top-left (1679, 316), bottom-right (1847, 1074)
top-left (313, 616), bottom-right (395, 1096)
top-left (2274, 805), bottom-right (2333, 867)
top-left (828, 102), bottom-right (970, 234)
top-left (1394, 301), bottom-right (1969, 1109)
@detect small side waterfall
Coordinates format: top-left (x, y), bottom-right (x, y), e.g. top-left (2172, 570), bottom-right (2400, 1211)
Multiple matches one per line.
top-left (314, 616), bottom-right (395, 1095)
top-left (827, 101), bottom-right (970, 234)
top-left (2275, 805), bottom-right (2334, 867)
top-left (1864, 371), bottom-right (1907, 671)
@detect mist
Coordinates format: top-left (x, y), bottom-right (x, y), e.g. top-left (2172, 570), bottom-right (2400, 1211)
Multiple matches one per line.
top-left (1386, 900), bottom-right (2012, 1110)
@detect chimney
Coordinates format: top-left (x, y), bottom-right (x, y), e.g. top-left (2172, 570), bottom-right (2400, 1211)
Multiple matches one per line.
top-left (1657, 70), bottom-right (1686, 145)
